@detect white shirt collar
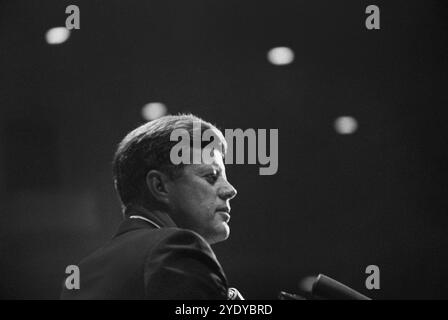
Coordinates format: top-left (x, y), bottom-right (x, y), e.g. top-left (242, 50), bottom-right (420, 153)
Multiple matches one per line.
top-left (129, 215), bottom-right (162, 229)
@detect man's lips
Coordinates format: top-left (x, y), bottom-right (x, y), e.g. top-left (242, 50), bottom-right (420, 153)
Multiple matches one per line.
top-left (216, 208), bottom-right (231, 222)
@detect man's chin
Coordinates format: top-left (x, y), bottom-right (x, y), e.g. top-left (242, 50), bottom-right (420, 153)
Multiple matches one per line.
top-left (208, 223), bottom-right (230, 245)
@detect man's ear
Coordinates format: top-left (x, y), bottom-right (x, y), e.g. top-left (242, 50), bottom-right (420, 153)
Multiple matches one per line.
top-left (145, 170), bottom-right (171, 205)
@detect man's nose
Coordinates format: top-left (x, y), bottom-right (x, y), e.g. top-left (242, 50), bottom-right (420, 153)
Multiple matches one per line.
top-left (219, 180), bottom-right (237, 201)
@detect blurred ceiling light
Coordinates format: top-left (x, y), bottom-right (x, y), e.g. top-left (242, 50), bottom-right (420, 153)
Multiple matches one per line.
top-left (334, 116), bottom-right (358, 135)
top-left (142, 102), bottom-right (168, 121)
top-left (267, 47), bottom-right (294, 65)
top-left (45, 27), bottom-right (71, 45)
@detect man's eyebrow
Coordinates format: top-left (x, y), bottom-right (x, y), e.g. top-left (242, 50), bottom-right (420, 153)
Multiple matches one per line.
top-left (197, 164), bottom-right (221, 174)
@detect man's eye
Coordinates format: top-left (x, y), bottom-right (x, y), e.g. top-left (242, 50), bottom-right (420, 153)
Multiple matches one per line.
top-left (205, 173), bottom-right (218, 183)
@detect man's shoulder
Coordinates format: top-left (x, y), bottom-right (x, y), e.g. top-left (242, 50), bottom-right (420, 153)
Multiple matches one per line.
top-left (113, 227), bottom-right (216, 264)
top-left (115, 226), bottom-right (209, 248)
top-left (62, 226), bottom-right (226, 299)
top-left (90, 226), bottom-right (213, 263)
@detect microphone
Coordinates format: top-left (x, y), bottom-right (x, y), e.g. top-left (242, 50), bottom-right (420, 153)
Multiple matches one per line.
top-left (304, 274), bottom-right (371, 300)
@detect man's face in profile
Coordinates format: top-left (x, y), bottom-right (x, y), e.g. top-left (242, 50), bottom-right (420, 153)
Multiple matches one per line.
top-left (167, 148), bottom-right (237, 245)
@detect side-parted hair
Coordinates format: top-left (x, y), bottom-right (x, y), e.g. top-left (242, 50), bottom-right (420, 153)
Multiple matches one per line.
top-left (112, 114), bottom-right (227, 208)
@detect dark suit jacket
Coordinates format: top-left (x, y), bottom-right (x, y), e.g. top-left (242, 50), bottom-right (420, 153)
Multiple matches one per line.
top-left (60, 206), bottom-right (229, 299)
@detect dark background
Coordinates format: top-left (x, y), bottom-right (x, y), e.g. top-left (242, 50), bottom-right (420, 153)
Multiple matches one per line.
top-left (1, 0), bottom-right (448, 299)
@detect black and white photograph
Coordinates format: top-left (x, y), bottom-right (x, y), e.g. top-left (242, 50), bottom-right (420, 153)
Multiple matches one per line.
top-left (1, 0), bottom-right (448, 306)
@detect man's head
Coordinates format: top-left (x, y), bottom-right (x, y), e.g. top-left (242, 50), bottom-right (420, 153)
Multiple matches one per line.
top-left (113, 114), bottom-right (237, 244)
